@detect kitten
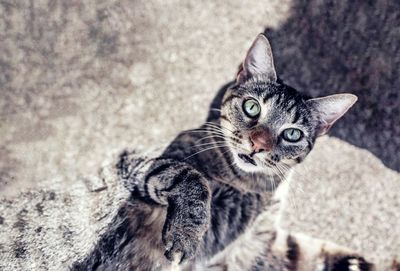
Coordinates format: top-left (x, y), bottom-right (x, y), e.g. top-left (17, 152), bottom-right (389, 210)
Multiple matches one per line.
top-left (72, 34), bottom-right (381, 271)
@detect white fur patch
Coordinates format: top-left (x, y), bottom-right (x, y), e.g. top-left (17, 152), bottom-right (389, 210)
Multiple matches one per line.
top-left (349, 258), bottom-right (361, 271)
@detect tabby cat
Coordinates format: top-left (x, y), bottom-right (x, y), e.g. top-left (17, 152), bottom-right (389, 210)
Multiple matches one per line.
top-left (72, 34), bottom-right (380, 271)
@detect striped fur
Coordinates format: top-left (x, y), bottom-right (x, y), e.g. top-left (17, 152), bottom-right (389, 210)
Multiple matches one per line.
top-left (71, 35), bottom-right (380, 270)
top-left (203, 180), bottom-right (375, 271)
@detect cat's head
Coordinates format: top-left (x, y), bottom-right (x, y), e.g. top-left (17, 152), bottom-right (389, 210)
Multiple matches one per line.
top-left (220, 34), bottom-right (357, 173)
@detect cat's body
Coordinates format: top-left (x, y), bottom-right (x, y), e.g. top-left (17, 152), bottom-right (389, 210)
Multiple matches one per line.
top-left (72, 35), bottom-right (385, 271)
top-left (73, 123), bottom-right (275, 270)
top-left (73, 116), bottom-right (373, 271)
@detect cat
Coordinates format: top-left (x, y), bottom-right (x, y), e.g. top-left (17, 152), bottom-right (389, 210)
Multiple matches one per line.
top-left (72, 34), bottom-right (385, 271)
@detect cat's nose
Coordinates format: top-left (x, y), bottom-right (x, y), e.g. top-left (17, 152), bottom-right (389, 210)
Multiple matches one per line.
top-left (250, 130), bottom-right (273, 153)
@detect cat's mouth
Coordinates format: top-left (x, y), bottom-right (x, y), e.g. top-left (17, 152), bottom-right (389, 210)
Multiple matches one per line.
top-left (238, 153), bottom-right (257, 166)
top-left (237, 152), bottom-right (277, 169)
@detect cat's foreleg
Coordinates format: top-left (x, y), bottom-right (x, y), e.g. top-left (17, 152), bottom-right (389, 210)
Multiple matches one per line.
top-left (117, 152), bottom-right (211, 264)
top-left (161, 167), bottom-right (211, 263)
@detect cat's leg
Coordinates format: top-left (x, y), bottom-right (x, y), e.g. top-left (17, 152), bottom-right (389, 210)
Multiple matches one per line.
top-left (117, 151), bottom-right (211, 264)
top-left (265, 229), bottom-right (375, 271)
top-left (205, 227), bottom-right (375, 271)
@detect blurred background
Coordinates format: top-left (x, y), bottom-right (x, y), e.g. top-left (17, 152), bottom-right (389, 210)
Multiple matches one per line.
top-left (0, 0), bottom-right (399, 269)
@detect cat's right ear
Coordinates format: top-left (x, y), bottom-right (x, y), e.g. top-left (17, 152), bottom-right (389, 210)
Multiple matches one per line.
top-left (236, 34), bottom-right (277, 84)
top-left (307, 94), bottom-right (358, 136)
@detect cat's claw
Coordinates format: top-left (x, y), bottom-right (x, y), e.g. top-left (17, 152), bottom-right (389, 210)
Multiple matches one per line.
top-left (163, 229), bottom-right (200, 264)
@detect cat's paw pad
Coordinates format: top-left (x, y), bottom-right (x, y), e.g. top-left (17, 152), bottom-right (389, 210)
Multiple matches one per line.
top-left (332, 256), bottom-right (373, 271)
top-left (163, 229), bottom-right (200, 264)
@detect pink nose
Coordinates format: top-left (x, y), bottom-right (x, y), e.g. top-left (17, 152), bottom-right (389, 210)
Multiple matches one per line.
top-left (250, 130), bottom-right (273, 153)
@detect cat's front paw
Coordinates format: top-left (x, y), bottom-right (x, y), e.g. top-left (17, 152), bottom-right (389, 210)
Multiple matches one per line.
top-left (163, 228), bottom-right (202, 263)
top-left (162, 196), bottom-right (210, 263)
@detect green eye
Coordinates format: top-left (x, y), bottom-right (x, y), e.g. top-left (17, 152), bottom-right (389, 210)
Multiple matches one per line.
top-left (282, 128), bottom-right (302, 142)
top-left (243, 99), bottom-right (261, 118)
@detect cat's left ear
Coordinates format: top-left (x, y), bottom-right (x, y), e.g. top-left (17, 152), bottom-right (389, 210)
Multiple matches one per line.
top-left (237, 34), bottom-right (277, 84)
top-left (307, 94), bottom-right (358, 136)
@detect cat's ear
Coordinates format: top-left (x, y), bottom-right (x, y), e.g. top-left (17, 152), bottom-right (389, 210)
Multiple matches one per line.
top-left (237, 34), bottom-right (277, 84)
top-left (307, 94), bottom-right (358, 136)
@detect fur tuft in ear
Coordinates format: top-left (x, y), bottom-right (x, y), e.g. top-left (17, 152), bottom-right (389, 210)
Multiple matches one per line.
top-left (237, 34), bottom-right (277, 84)
top-left (308, 94), bottom-right (358, 136)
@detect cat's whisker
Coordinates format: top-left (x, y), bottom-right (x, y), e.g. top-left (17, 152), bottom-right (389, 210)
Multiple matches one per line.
top-left (190, 141), bottom-right (229, 148)
top-left (199, 124), bottom-right (243, 143)
top-left (190, 132), bottom-right (242, 144)
top-left (279, 163), bottom-right (306, 195)
top-left (227, 144), bottom-right (250, 154)
top-left (203, 122), bottom-right (236, 134)
top-left (257, 159), bottom-right (277, 192)
top-left (188, 129), bottom-right (226, 136)
top-left (226, 145), bottom-right (253, 158)
top-left (202, 123), bottom-right (225, 131)
top-left (184, 144), bottom-right (241, 160)
top-left (195, 135), bottom-right (229, 143)
top-left (195, 134), bottom-right (240, 144)
top-left (267, 166), bottom-right (276, 193)
top-left (203, 126), bottom-right (227, 133)
top-left (257, 159), bottom-right (297, 210)
top-left (203, 126), bottom-right (239, 139)
top-left (184, 146), bottom-right (227, 160)
top-left (269, 165), bottom-right (284, 185)
top-left (275, 164), bottom-right (298, 211)
top-left (189, 128), bottom-right (242, 143)
top-left (287, 183), bottom-right (298, 211)
top-left (192, 134), bottom-right (241, 149)
top-left (281, 161), bottom-right (303, 178)
top-left (275, 165), bottom-right (291, 188)
top-left (203, 121), bottom-right (227, 129)
top-left (191, 144), bottom-right (231, 151)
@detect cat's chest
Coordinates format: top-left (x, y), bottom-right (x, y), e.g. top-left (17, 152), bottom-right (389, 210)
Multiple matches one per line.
top-left (202, 183), bottom-right (272, 257)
